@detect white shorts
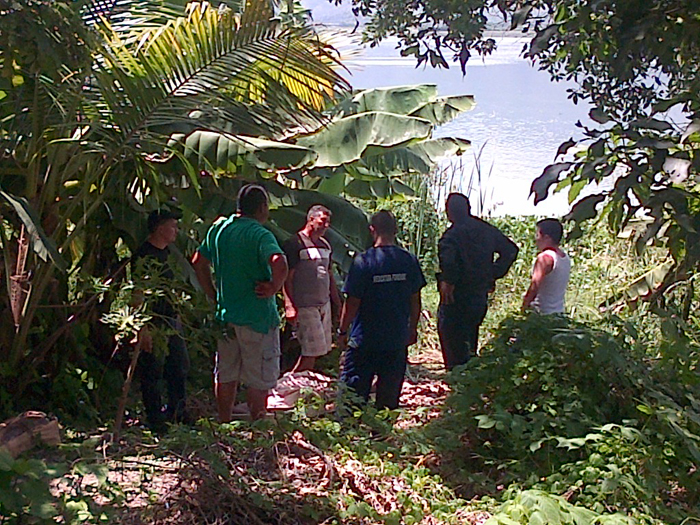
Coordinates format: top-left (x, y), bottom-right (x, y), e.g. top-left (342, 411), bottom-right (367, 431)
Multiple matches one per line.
top-left (215, 325), bottom-right (280, 390)
top-left (297, 302), bottom-right (332, 358)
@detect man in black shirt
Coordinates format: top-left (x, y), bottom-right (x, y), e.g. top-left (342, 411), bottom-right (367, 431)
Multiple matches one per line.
top-left (132, 208), bottom-right (190, 428)
top-left (437, 193), bottom-right (518, 370)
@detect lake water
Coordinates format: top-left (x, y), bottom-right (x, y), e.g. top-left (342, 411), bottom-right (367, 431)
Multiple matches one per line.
top-left (343, 34), bottom-right (594, 216)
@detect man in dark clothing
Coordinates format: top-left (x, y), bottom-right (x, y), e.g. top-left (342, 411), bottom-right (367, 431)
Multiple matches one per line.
top-left (337, 211), bottom-right (426, 410)
top-left (437, 193), bottom-right (518, 370)
top-left (133, 208), bottom-right (190, 429)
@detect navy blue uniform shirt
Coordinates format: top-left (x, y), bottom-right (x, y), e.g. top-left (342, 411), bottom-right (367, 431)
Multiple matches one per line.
top-left (343, 245), bottom-right (426, 350)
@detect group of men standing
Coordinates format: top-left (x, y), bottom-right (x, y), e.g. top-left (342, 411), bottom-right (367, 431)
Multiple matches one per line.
top-left (135, 183), bottom-right (570, 427)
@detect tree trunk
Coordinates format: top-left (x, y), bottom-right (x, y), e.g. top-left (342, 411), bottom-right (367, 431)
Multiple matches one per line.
top-left (10, 226), bottom-right (29, 328)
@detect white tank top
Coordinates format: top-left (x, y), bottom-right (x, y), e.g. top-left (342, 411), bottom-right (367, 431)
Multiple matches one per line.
top-left (532, 248), bottom-right (571, 314)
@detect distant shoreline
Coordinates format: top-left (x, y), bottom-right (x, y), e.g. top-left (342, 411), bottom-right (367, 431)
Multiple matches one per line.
top-left (313, 21), bottom-right (534, 39)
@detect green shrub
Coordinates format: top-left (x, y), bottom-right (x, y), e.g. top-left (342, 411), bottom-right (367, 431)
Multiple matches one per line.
top-left (426, 313), bottom-right (700, 522)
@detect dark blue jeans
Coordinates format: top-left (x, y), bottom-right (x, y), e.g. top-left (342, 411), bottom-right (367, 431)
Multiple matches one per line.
top-left (438, 294), bottom-right (488, 370)
top-left (139, 319), bottom-right (189, 424)
top-left (340, 344), bottom-right (407, 410)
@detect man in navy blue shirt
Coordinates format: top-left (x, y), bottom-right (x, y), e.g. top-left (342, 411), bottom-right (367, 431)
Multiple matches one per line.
top-left (337, 211), bottom-right (426, 410)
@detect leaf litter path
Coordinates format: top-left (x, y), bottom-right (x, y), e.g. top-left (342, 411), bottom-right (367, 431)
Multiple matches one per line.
top-left (100, 343), bottom-right (490, 524)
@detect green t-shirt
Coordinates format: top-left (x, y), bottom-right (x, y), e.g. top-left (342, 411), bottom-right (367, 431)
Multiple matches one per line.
top-left (198, 215), bottom-right (283, 333)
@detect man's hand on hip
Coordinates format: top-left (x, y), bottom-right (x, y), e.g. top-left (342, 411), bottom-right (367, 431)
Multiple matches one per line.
top-left (255, 281), bottom-right (278, 298)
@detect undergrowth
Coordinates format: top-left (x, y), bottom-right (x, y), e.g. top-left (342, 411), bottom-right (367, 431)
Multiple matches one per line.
top-left (2, 218), bottom-right (699, 524)
top-left (423, 313), bottom-right (699, 523)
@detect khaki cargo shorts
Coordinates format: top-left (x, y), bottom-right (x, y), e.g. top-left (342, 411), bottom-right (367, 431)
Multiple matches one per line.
top-left (215, 325), bottom-right (280, 390)
top-left (297, 302), bottom-right (332, 357)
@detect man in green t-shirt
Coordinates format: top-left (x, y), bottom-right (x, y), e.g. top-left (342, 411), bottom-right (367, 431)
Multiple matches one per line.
top-left (192, 184), bottom-right (288, 421)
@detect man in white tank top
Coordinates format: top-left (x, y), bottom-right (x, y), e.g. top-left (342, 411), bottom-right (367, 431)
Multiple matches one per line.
top-left (522, 219), bottom-right (571, 315)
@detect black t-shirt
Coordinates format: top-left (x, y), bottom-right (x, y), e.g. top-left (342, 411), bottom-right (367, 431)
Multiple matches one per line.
top-left (132, 241), bottom-right (176, 319)
top-left (282, 233), bottom-right (332, 307)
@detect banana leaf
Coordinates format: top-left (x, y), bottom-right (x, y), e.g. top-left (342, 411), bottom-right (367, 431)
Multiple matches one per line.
top-left (166, 130), bottom-right (316, 173)
top-left (335, 85), bottom-right (475, 127)
top-left (295, 112), bottom-right (433, 168)
top-left (347, 84), bottom-right (439, 116)
top-left (409, 94), bottom-right (476, 126)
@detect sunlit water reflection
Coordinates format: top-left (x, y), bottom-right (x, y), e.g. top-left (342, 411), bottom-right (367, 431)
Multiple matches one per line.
top-left (345, 35), bottom-right (596, 216)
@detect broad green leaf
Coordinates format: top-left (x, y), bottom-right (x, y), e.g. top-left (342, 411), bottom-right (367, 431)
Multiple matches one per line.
top-left (316, 171), bottom-right (346, 195)
top-left (475, 414), bottom-right (496, 429)
top-left (348, 137), bottom-right (471, 179)
top-left (589, 107), bottom-right (611, 124)
top-left (567, 179), bottom-right (587, 204)
top-left (0, 190), bottom-right (67, 272)
top-left (556, 138), bottom-right (577, 157)
top-left (410, 94), bottom-right (476, 126)
top-left (511, 4), bottom-right (534, 29)
top-left (530, 163), bottom-right (572, 204)
top-left (344, 179), bottom-right (395, 199)
top-left (629, 118), bottom-right (673, 131)
top-left (568, 506), bottom-right (598, 525)
top-left (22, 478), bottom-right (56, 518)
top-left (529, 439), bottom-right (544, 452)
top-left (349, 85), bottom-right (439, 115)
top-left (169, 131), bottom-right (316, 172)
top-left (636, 138), bottom-right (675, 149)
top-left (74, 462), bottom-right (109, 487)
top-left (296, 112), bottom-right (433, 168)
top-left (636, 403), bottom-right (653, 415)
top-left (29, 500), bottom-right (58, 519)
top-left (564, 194), bottom-right (605, 223)
top-left (391, 179), bottom-right (415, 197)
top-left (527, 24), bottom-right (560, 57)
top-left (622, 260), bottom-right (673, 301)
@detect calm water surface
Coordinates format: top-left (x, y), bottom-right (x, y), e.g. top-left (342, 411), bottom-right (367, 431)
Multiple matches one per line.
top-left (345, 35), bottom-right (594, 216)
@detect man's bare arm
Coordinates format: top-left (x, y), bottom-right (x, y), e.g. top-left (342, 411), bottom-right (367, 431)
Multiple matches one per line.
top-left (338, 295), bottom-right (361, 335)
top-left (337, 295), bottom-right (361, 351)
top-left (191, 251), bottom-right (217, 302)
top-left (283, 268), bottom-right (297, 322)
top-left (408, 292), bottom-right (422, 346)
top-left (522, 252), bottom-right (554, 309)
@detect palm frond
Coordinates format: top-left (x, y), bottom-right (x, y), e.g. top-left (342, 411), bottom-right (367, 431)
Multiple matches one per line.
top-left (93, 1), bottom-right (349, 146)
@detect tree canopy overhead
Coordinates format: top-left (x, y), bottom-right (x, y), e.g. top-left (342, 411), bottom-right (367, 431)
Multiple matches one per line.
top-left (344, 0), bottom-right (700, 300)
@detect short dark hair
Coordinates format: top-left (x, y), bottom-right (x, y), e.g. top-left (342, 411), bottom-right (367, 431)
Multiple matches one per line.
top-left (237, 184), bottom-right (268, 216)
top-left (370, 210), bottom-right (397, 236)
top-left (147, 207), bottom-right (182, 233)
top-left (307, 205), bottom-right (331, 221)
top-left (446, 193), bottom-right (471, 223)
top-left (537, 218), bottom-right (564, 244)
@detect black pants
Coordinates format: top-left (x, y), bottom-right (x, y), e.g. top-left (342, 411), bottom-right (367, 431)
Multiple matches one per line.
top-left (139, 320), bottom-right (189, 424)
top-left (340, 345), bottom-right (407, 410)
top-left (438, 294), bottom-right (488, 370)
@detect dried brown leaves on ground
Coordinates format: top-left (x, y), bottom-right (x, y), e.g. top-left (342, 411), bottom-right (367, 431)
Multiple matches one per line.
top-left (51, 339), bottom-right (486, 524)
